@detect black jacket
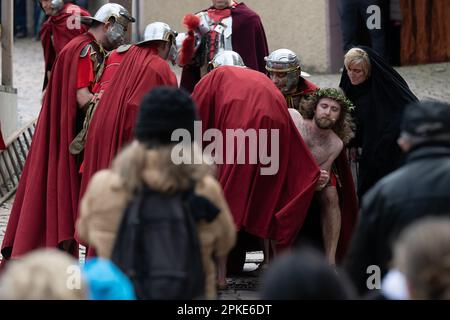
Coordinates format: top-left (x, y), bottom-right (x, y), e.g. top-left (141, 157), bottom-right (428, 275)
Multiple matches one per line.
top-left (344, 145), bottom-right (450, 294)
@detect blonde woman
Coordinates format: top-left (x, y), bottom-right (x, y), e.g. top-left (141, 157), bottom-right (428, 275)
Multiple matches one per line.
top-left (339, 46), bottom-right (417, 198)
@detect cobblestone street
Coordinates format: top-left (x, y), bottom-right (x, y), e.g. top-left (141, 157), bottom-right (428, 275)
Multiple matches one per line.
top-left (0, 38), bottom-right (449, 299)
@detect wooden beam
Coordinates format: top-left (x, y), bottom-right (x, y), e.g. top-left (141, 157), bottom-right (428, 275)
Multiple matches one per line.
top-left (111, 0), bottom-right (133, 43)
top-left (1, 0), bottom-right (14, 87)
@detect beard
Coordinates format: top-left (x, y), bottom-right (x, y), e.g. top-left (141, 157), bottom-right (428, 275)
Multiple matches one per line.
top-left (315, 117), bottom-right (335, 130)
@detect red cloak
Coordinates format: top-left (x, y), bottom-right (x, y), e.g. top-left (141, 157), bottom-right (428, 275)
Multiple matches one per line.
top-left (0, 124), bottom-right (5, 150)
top-left (79, 46), bottom-right (178, 204)
top-left (335, 151), bottom-right (359, 262)
top-left (299, 78), bottom-right (318, 95)
top-left (1, 33), bottom-right (98, 261)
top-left (91, 50), bottom-right (126, 95)
top-left (40, 3), bottom-right (90, 88)
top-left (180, 2), bottom-right (269, 92)
top-left (192, 66), bottom-right (319, 248)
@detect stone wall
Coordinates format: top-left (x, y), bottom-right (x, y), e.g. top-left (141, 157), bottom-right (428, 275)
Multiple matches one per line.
top-left (138, 0), bottom-right (342, 73)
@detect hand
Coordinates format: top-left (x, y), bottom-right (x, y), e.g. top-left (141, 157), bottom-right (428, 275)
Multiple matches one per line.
top-left (315, 170), bottom-right (330, 191)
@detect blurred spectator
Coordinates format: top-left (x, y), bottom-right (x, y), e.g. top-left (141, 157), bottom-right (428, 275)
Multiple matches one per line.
top-left (34, 1), bottom-right (47, 39)
top-left (344, 101), bottom-right (450, 294)
top-left (338, 0), bottom-right (387, 60)
top-left (393, 217), bottom-right (450, 300)
top-left (77, 87), bottom-right (236, 299)
top-left (0, 249), bottom-right (87, 300)
top-left (14, 0), bottom-right (28, 38)
top-left (260, 247), bottom-right (356, 300)
top-left (82, 258), bottom-right (136, 300)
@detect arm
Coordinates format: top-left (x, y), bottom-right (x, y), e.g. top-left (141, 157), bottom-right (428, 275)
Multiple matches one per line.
top-left (76, 45), bottom-right (95, 110)
top-left (288, 108), bottom-right (304, 132)
top-left (76, 87), bottom-right (94, 111)
top-left (316, 138), bottom-right (344, 191)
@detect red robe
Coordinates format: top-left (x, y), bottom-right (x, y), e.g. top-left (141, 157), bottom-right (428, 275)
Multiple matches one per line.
top-left (192, 66), bottom-right (319, 248)
top-left (335, 151), bottom-right (359, 262)
top-left (181, 2), bottom-right (269, 92)
top-left (1, 33), bottom-right (99, 261)
top-left (91, 50), bottom-right (126, 95)
top-left (79, 46), bottom-right (178, 206)
top-left (40, 3), bottom-right (90, 89)
top-left (0, 125), bottom-right (5, 150)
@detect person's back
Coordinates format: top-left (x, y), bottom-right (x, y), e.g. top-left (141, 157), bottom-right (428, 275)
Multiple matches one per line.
top-left (79, 22), bottom-right (179, 206)
top-left (78, 88), bottom-right (236, 299)
top-left (192, 64), bottom-right (319, 259)
top-left (345, 100), bottom-right (450, 294)
top-left (198, 66), bottom-right (288, 129)
top-left (260, 247), bottom-right (355, 300)
top-left (0, 249), bottom-right (87, 300)
top-left (393, 217), bottom-right (450, 300)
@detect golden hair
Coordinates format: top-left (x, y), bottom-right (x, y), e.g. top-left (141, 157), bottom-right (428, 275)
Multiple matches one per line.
top-left (0, 249), bottom-right (87, 300)
top-left (393, 217), bottom-right (450, 300)
top-left (300, 89), bottom-right (355, 145)
top-left (344, 48), bottom-right (371, 79)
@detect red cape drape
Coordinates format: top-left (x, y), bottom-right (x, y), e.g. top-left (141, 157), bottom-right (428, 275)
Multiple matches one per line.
top-left (40, 4), bottom-right (90, 88)
top-left (91, 50), bottom-right (125, 95)
top-left (1, 33), bottom-right (96, 261)
top-left (180, 2), bottom-right (269, 93)
top-left (0, 124), bottom-right (5, 150)
top-left (79, 46), bottom-right (178, 207)
top-left (336, 151), bottom-right (359, 262)
top-left (192, 66), bottom-right (319, 248)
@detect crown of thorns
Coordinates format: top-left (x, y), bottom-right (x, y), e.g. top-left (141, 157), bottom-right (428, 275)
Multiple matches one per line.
top-left (312, 88), bottom-right (355, 112)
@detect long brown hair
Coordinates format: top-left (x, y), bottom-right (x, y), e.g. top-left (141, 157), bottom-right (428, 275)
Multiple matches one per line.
top-left (300, 89), bottom-right (355, 145)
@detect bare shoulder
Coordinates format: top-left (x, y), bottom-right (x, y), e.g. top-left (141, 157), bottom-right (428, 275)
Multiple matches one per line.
top-left (288, 108), bottom-right (303, 120)
top-left (330, 132), bottom-right (344, 155)
top-left (288, 108), bottom-right (304, 129)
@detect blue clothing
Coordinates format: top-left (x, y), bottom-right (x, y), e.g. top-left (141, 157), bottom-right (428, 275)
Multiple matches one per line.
top-left (83, 258), bottom-right (136, 300)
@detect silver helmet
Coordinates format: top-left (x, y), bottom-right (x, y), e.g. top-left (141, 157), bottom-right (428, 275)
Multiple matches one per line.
top-left (51, 0), bottom-right (64, 12)
top-left (81, 3), bottom-right (135, 28)
top-left (265, 48), bottom-right (310, 77)
top-left (138, 22), bottom-right (178, 65)
top-left (39, 0), bottom-right (65, 15)
top-left (138, 22), bottom-right (177, 44)
top-left (209, 50), bottom-right (245, 71)
top-left (265, 49), bottom-right (311, 94)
